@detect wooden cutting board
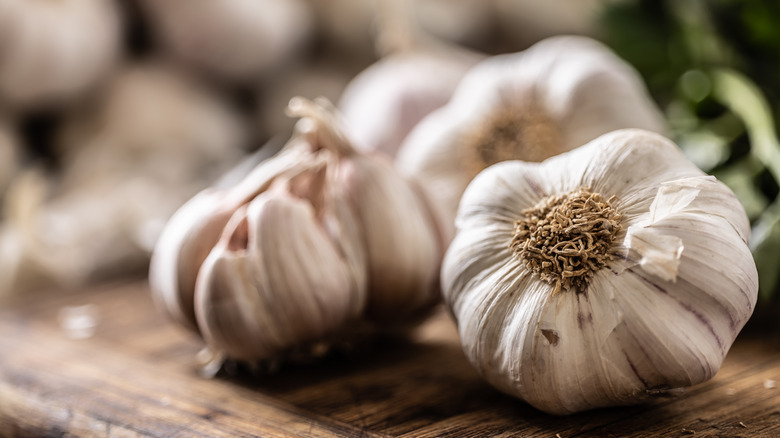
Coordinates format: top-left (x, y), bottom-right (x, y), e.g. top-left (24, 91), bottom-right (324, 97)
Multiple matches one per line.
top-left (1, 281), bottom-right (779, 437)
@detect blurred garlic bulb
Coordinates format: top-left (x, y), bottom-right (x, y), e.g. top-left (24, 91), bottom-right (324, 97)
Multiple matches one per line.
top-left (339, 46), bottom-right (482, 158)
top-left (0, 0), bottom-right (122, 109)
top-left (494, 0), bottom-right (610, 48)
top-left (338, 0), bottom-right (483, 158)
top-left (302, 0), bottom-right (377, 67)
top-left (139, 0), bottom-right (313, 82)
top-left (150, 97), bottom-right (441, 363)
top-left (0, 64), bottom-right (247, 295)
top-left (411, 0), bottom-right (497, 49)
top-left (0, 119), bottom-right (19, 201)
top-left (442, 129), bottom-right (758, 415)
top-left (397, 36), bottom-right (667, 243)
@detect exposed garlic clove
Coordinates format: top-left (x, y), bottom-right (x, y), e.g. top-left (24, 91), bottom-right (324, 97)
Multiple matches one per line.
top-left (0, 0), bottom-right (122, 109)
top-left (139, 0), bottom-right (313, 82)
top-left (149, 145), bottom-right (316, 332)
top-left (195, 161), bottom-right (367, 361)
top-left (442, 129), bottom-right (758, 415)
top-left (396, 36), bottom-right (667, 244)
top-left (288, 97), bottom-right (442, 320)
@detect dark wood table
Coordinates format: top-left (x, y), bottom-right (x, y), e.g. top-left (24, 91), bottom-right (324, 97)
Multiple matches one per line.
top-left (1, 281), bottom-right (779, 437)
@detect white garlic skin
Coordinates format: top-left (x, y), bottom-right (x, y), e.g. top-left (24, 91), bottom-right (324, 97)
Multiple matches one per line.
top-left (396, 36), bottom-right (667, 244)
top-left (139, 0), bottom-right (313, 82)
top-left (338, 48), bottom-right (481, 158)
top-left (0, 0), bottom-right (122, 108)
top-left (442, 129), bottom-right (758, 415)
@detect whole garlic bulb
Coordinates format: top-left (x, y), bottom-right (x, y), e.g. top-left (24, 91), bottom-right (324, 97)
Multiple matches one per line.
top-left (0, 0), bottom-right (122, 109)
top-left (442, 129), bottom-right (758, 415)
top-left (150, 97), bottom-right (441, 362)
top-left (396, 36), bottom-right (667, 243)
top-left (139, 0), bottom-right (313, 82)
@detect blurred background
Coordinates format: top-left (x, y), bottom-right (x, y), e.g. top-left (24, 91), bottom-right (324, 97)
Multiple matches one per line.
top-left (0, 0), bottom-right (778, 325)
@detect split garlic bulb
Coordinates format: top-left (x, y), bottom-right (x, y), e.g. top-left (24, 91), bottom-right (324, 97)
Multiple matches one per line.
top-left (0, 0), bottom-right (122, 109)
top-left (150, 98), bottom-right (441, 362)
top-left (396, 36), bottom-right (667, 243)
top-left (139, 0), bottom-right (313, 82)
top-left (442, 129), bottom-right (758, 415)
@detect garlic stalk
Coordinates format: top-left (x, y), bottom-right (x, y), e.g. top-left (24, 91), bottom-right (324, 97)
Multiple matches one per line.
top-left (396, 36), bottom-right (667, 243)
top-left (150, 97), bottom-right (441, 363)
top-left (139, 0), bottom-right (313, 83)
top-left (441, 129), bottom-right (758, 415)
top-left (0, 0), bottom-right (122, 109)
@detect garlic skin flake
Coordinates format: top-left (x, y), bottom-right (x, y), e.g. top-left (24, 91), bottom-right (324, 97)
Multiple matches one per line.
top-left (397, 36), bottom-right (667, 243)
top-left (442, 129), bottom-right (758, 415)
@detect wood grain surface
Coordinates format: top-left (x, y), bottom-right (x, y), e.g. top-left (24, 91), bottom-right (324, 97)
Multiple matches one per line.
top-left (1, 281), bottom-right (779, 437)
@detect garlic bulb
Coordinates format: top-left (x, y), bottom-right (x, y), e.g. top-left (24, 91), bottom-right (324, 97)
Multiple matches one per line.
top-left (139, 0), bottom-right (313, 82)
top-left (442, 129), bottom-right (758, 415)
top-left (0, 64), bottom-right (247, 295)
top-left (0, 119), bottom-right (19, 201)
top-left (493, 0), bottom-right (609, 48)
top-left (0, 0), bottom-right (122, 109)
top-left (150, 97), bottom-right (441, 362)
top-left (338, 46), bottom-right (482, 158)
top-left (411, 0), bottom-right (497, 49)
top-left (396, 36), bottom-right (667, 243)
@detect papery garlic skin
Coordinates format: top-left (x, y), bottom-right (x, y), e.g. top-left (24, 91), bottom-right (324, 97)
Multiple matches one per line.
top-left (139, 0), bottom-right (313, 82)
top-left (339, 48), bottom-right (481, 158)
top-left (442, 129), bottom-right (758, 415)
top-left (0, 0), bottom-right (121, 108)
top-left (397, 36), bottom-right (667, 243)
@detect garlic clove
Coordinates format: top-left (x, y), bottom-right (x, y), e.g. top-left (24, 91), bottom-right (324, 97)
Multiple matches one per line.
top-left (149, 144), bottom-right (316, 332)
top-left (337, 153), bottom-right (442, 320)
top-left (194, 163), bottom-right (367, 361)
top-left (442, 129), bottom-right (758, 415)
top-left (288, 97), bottom-right (442, 321)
